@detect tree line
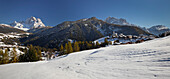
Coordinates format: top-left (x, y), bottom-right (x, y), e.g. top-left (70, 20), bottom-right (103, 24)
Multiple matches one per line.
top-left (0, 45), bottom-right (42, 65)
top-left (0, 38), bottom-right (111, 65)
top-left (59, 38), bottom-right (111, 56)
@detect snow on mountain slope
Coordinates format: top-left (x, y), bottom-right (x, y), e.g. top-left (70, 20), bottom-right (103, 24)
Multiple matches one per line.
top-left (105, 17), bottom-right (134, 26)
top-left (141, 25), bottom-right (170, 36)
top-left (150, 25), bottom-right (169, 30)
top-left (0, 24), bottom-right (12, 27)
top-left (148, 25), bottom-right (170, 36)
top-left (10, 16), bottom-right (46, 31)
top-left (0, 24), bottom-right (26, 33)
top-left (0, 36), bottom-right (170, 79)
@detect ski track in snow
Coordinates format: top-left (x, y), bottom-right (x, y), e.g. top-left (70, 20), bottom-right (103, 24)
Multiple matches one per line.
top-left (0, 36), bottom-right (170, 79)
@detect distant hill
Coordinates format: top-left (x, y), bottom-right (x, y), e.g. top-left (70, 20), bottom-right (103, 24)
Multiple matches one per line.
top-left (141, 25), bottom-right (170, 36)
top-left (148, 25), bottom-right (170, 36)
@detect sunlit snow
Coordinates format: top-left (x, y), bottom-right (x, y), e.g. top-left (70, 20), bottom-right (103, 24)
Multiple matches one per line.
top-left (0, 36), bottom-right (170, 79)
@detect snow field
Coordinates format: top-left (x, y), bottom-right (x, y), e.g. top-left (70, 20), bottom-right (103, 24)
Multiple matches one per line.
top-left (0, 36), bottom-right (170, 79)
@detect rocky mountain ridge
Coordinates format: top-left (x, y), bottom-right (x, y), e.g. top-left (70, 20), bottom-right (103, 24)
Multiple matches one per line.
top-left (21, 17), bottom-right (151, 48)
top-left (9, 16), bottom-right (46, 31)
top-left (142, 25), bottom-right (170, 36)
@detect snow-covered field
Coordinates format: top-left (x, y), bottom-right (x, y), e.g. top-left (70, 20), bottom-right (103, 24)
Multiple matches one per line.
top-left (0, 36), bottom-right (170, 79)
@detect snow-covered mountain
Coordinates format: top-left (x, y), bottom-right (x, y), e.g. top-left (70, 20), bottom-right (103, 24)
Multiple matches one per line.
top-left (104, 17), bottom-right (170, 36)
top-left (149, 25), bottom-right (169, 31)
top-left (142, 25), bottom-right (170, 36)
top-left (21, 17), bottom-right (150, 48)
top-left (10, 16), bottom-right (46, 31)
top-left (1, 36), bottom-right (170, 79)
top-left (105, 17), bottom-right (134, 26)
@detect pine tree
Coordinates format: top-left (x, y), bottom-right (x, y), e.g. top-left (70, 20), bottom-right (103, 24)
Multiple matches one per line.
top-left (84, 41), bottom-right (88, 50)
top-left (64, 43), bottom-right (68, 54)
top-left (78, 41), bottom-right (83, 51)
top-left (87, 41), bottom-right (92, 49)
top-left (0, 50), bottom-right (3, 64)
top-left (37, 48), bottom-right (42, 60)
top-left (31, 46), bottom-right (38, 61)
top-left (73, 41), bottom-right (80, 52)
top-left (19, 54), bottom-right (25, 62)
top-left (104, 38), bottom-right (109, 46)
top-left (3, 49), bottom-right (9, 64)
top-left (92, 42), bottom-right (96, 49)
top-left (10, 48), bottom-right (18, 63)
top-left (109, 41), bottom-right (112, 45)
top-left (19, 48), bottom-right (27, 62)
top-left (81, 41), bottom-right (85, 50)
top-left (25, 45), bottom-right (39, 62)
top-left (60, 45), bottom-right (64, 52)
top-left (34, 52), bottom-right (39, 61)
top-left (68, 41), bottom-right (73, 53)
top-left (96, 41), bottom-right (100, 48)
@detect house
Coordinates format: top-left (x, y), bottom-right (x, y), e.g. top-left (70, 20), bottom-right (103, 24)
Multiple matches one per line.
top-left (127, 35), bottom-right (132, 39)
top-left (0, 42), bottom-right (4, 45)
top-left (148, 35), bottom-right (155, 40)
top-left (132, 35), bottom-right (138, 39)
top-left (119, 33), bottom-right (126, 38)
top-left (112, 31), bottom-right (118, 38)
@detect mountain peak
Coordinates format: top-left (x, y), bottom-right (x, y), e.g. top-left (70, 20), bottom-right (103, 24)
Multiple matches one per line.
top-left (26, 16), bottom-right (37, 23)
top-left (105, 17), bottom-right (132, 26)
top-left (89, 17), bottom-right (98, 20)
top-left (30, 16), bottom-right (37, 20)
top-left (10, 16), bottom-right (46, 31)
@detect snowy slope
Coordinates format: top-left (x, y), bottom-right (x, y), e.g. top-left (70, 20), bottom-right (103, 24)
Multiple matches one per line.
top-left (94, 36), bottom-right (138, 44)
top-left (0, 36), bottom-right (170, 79)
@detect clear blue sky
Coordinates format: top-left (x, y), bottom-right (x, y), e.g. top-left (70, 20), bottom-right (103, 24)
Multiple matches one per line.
top-left (0, 0), bottom-right (170, 28)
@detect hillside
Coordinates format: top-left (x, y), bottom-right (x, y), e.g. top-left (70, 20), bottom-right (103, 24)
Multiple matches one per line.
top-left (1, 36), bottom-right (170, 79)
top-left (21, 17), bottom-right (150, 48)
top-left (148, 25), bottom-right (170, 36)
top-left (0, 24), bottom-right (26, 33)
top-left (27, 26), bottom-right (52, 33)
